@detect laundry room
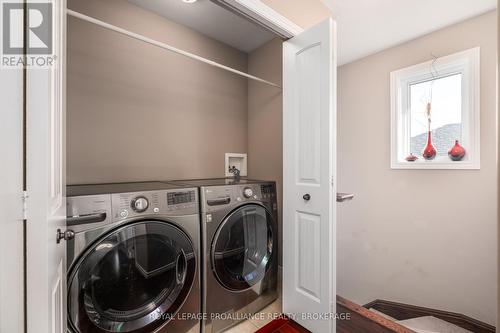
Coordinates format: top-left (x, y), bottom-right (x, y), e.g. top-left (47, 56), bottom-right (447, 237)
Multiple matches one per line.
top-left (66, 0), bottom-right (284, 253)
top-left (3, 0), bottom-right (499, 333)
top-left (66, 0), bottom-right (283, 184)
top-left (64, 0), bottom-right (285, 332)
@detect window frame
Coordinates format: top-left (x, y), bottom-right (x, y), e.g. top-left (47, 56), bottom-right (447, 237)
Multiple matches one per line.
top-left (390, 47), bottom-right (480, 169)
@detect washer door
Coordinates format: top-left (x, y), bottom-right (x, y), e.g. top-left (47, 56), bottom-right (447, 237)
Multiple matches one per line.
top-left (212, 204), bottom-right (275, 291)
top-left (68, 221), bottom-right (196, 333)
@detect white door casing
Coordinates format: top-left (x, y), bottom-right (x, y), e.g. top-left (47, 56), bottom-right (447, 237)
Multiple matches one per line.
top-left (283, 19), bottom-right (337, 333)
top-left (26, 1), bottom-right (67, 333)
top-left (0, 35), bottom-right (24, 333)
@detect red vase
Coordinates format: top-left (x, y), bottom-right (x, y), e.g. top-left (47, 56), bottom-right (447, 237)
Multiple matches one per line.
top-left (448, 140), bottom-right (466, 161)
top-left (422, 131), bottom-right (437, 160)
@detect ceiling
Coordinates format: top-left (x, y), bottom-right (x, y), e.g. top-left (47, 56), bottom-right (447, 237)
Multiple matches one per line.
top-left (127, 0), bottom-right (276, 53)
top-left (322, 0), bottom-right (497, 65)
top-left (127, 0), bottom-right (496, 63)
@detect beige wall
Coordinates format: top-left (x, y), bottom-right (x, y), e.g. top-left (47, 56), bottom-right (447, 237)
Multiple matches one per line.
top-left (248, 38), bottom-right (284, 264)
top-left (337, 11), bottom-right (497, 324)
top-left (67, 0), bottom-right (248, 184)
top-left (262, 0), bottom-right (331, 29)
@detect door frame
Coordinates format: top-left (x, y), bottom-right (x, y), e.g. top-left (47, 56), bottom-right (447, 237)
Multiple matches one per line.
top-left (211, 0), bottom-right (303, 38)
top-left (0, 44), bottom-right (25, 333)
top-left (214, 2), bottom-right (336, 332)
top-left (25, 0), bottom-right (67, 332)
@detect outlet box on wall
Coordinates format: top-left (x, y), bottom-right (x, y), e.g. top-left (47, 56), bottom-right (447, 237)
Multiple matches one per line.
top-left (225, 153), bottom-right (247, 177)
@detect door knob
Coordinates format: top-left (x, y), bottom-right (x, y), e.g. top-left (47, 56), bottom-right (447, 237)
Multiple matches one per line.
top-left (56, 229), bottom-right (75, 244)
top-left (303, 194), bottom-right (311, 201)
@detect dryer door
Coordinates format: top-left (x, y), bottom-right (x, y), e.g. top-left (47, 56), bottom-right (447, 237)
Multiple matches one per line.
top-left (212, 204), bottom-right (276, 291)
top-left (68, 221), bottom-right (196, 333)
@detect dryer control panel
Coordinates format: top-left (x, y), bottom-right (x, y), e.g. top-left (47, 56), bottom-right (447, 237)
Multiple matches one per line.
top-left (112, 188), bottom-right (198, 221)
top-left (201, 182), bottom-right (276, 213)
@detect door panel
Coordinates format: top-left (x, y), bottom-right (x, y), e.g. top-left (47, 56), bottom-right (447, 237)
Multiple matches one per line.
top-left (283, 19), bottom-right (336, 333)
top-left (297, 43), bottom-right (322, 184)
top-left (27, 1), bottom-right (67, 333)
top-left (212, 204), bottom-right (275, 291)
top-left (296, 211), bottom-right (321, 300)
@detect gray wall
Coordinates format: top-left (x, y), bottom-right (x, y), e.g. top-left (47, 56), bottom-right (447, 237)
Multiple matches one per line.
top-left (67, 0), bottom-right (248, 184)
top-left (337, 11), bottom-right (497, 324)
top-left (248, 38), bottom-right (284, 264)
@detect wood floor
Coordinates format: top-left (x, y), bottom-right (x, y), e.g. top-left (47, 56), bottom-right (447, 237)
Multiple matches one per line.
top-left (223, 296), bottom-right (494, 333)
top-left (255, 318), bottom-right (310, 333)
top-left (228, 296), bottom-right (413, 333)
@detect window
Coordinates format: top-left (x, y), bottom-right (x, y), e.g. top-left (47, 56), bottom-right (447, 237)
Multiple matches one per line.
top-left (390, 47), bottom-right (480, 169)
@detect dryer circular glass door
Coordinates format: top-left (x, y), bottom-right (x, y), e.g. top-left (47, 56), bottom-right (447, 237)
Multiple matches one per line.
top-left (211, 204), bottom-right (275, 291)
top-left (68, 221), bottom-right (196, 333)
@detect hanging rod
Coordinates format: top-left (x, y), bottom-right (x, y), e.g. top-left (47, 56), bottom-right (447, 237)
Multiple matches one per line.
top-left (66, 9), bottom-right (281, 88)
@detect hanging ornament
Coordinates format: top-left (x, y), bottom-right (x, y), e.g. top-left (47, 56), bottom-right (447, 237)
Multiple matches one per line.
top-left (448, 140), bottom-right (466, 161)
top-left (405, 153), bottom-right (418, 162)
top-left (422, 102), bottom-right (437, 160)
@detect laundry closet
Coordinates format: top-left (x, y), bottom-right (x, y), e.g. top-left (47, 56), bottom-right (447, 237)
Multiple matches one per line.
top-left (65, 0), bottom-right (285, 332)
top-left (66, 0), bottom-right (284, 253)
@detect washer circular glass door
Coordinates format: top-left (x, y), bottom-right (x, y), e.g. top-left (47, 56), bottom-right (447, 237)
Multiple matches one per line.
top-left (211, 204), bottom-right (275, 291)
top-left (68, 221), bottom-right (196, 333)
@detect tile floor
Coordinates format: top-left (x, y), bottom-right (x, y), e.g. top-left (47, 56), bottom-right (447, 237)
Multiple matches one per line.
top-left (224, 299), bottom-right (283, 333)
top-left (224, 268), bottom-right (283, 333)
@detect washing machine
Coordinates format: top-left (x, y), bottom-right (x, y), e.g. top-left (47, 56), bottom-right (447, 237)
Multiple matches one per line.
top-left (66, 182), bottom-right (201, 333)
top-left (167, 178), bottom-right (279, 333)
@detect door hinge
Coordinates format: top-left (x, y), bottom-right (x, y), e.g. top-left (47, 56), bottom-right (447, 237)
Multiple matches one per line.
top-left (22, 190), bottom-right (28, 220)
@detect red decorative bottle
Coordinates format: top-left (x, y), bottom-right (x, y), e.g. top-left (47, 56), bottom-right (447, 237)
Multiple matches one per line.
top-left (448, 140), bottom-right (466, 161)
top-left (422, 130), bottom-right (437, 160)
top-left (422, 103), bottom-right (437, 160)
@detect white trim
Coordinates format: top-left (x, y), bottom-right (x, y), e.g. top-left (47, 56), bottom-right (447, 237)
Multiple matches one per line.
top-left (390, 47), bottom-right (480, 170)
top-left (66, 9), bottom-right (281, 88)
top-left (0, 53), bottom-right (24, 333)
top-left (211, 0), bottom-right (303, 38)
top-left (0, 0), bottom-right (24, 328)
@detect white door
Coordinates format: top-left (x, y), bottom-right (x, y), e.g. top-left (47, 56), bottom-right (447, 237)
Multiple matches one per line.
top-left (283, 18), bottom-right (337, 333)
top-left (26, 1), bottom-right (67, 333)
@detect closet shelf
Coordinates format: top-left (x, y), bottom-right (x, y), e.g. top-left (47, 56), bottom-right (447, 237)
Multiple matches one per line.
top-left (66, 9), bottom-right (282, 89)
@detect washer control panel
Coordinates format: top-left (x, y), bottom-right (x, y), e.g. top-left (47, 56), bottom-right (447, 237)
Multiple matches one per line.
top-left (66, 194), bottom-right (112, 233)
top-left (112, 188), bottom-right (198, 221)
top-left (202, 182), bottom-right (276, 213)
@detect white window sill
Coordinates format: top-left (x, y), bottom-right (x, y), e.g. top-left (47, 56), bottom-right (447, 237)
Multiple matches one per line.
top-left (391, 156), bottom-right (480, 170)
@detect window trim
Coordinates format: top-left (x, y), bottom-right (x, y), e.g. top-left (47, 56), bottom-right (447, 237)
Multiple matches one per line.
top-left (390, 47), bottom-right (480, 169)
